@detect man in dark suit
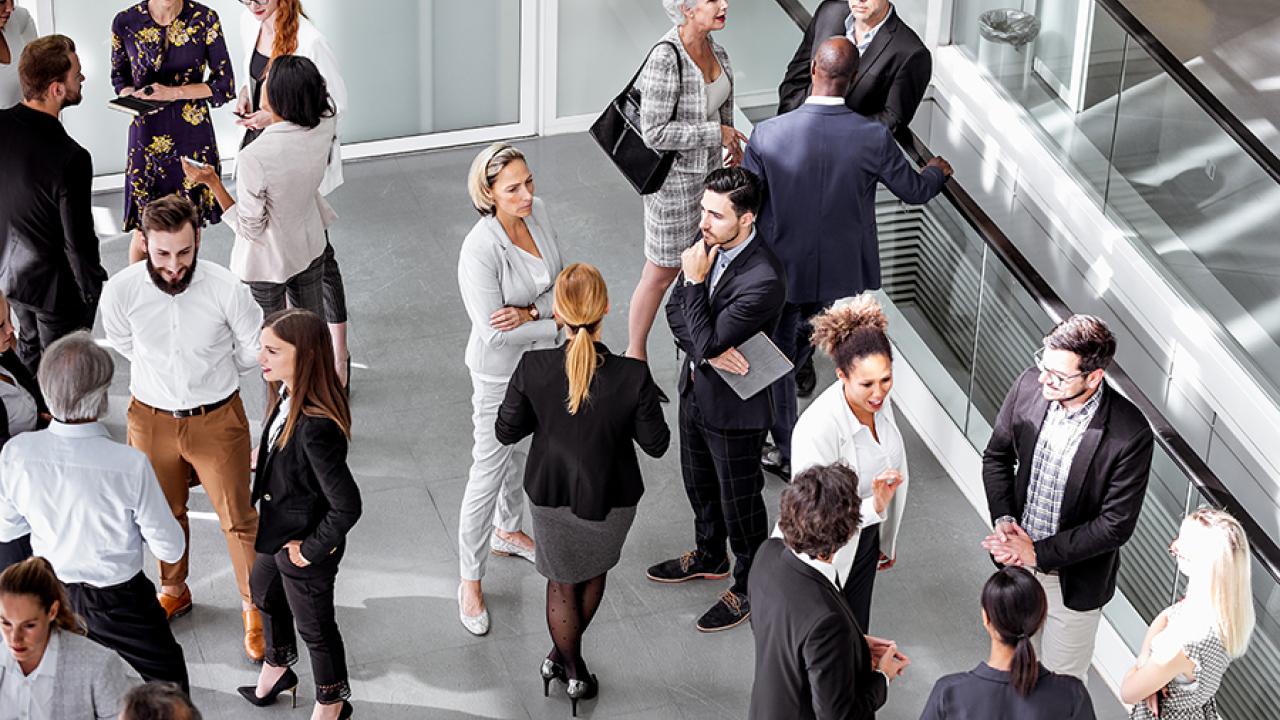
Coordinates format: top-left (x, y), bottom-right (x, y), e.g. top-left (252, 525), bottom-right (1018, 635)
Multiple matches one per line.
top-left (748, 463), bottom-right (909, 720)
top-left (744, 37), bottom-right (950, 479)
top-left (778, 0), bottom-right (932, 139)
top-left (981, 315), bottom-right (1154, 682)
top-left (0, 35), bottom-right (106, 373)
top-left (646, 167), bottom-right (786, 633)
top-left (0, 291), bottom-right (49, 569)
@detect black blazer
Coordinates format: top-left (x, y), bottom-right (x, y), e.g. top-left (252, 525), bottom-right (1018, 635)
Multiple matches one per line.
top-left (253, 407), bottom-right (362, 560)
top-left (777, 2), bottom-right (932, 140)
top-left (982, 369), bottom-right (1154, 611)
top-left (741, 104), bottom-right (945, 303)
top-left (0, 350), bottom-right (48, 446)
top-left (495, 343), bottom-right (670, 522)
top-left (665, 236), bottom-right (787, 431)
top-left (0, 105), bottom-right (107, 314)
top-left (748, 538), bottom-right (887, 720)
top-left (920, 663), bottom-right (1096, 720)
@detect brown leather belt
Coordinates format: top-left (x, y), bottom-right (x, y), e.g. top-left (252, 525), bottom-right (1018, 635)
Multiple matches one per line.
top-left (137, 391), bottom-right (238, 419)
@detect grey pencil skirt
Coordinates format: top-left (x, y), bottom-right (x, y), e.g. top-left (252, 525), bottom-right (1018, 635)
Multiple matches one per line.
top-left (530, 504), bottom-right (638, 584)
top-left (642, 159), bottom-right (715, 267)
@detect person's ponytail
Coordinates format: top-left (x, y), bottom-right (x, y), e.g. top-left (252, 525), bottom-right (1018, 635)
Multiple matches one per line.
top-left (981, 567), bottom-right (1048, 697)
top-left (564, 321), bottom-right (599, 415)
top-left (553, 263), bottom-right (609, 415)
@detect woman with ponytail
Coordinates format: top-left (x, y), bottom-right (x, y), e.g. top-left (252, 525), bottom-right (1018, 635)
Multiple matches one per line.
top-left (774, 294), bottom-right (907, 632)
top-left (497, 263), bottom-right (669, 716)
top-left (0, 557), bottom-right (136, 717)
top-left (238, 0), bottom-right (353, 388)
top-left (920, 567), bottom-right (1096, 719)
top-left (1121, 508), bottom-right (1255, 719)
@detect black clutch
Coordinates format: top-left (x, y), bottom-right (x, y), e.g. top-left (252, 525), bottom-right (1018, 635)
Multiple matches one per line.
top-left (590, 42), bottom-right (683, 196)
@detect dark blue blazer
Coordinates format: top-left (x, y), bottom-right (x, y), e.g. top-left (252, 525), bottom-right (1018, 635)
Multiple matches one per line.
top-left (742, 104), bottom-right (946, 303)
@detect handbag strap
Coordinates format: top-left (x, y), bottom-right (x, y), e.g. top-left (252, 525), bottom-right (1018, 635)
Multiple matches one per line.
top-left (623, 41), bottom-right (684, 123)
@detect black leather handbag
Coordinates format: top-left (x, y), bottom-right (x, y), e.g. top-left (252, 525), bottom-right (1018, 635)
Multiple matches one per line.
top-left (590, 42), bottom-right (683, 195)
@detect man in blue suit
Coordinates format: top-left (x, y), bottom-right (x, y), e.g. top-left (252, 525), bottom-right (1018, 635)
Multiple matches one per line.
top-left (743, 37), bottom-right (951, 479)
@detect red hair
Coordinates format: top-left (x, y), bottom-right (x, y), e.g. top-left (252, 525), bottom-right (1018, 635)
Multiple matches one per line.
top-left (271, 0), bottom-right (308, 59)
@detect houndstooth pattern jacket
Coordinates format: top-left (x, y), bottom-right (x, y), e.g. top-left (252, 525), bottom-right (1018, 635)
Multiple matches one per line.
top-left (638, 26), bottom-right (735, 177)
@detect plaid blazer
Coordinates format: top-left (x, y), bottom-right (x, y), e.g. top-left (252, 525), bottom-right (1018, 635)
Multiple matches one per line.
top-left (638, 26), bottom-right (735, 176)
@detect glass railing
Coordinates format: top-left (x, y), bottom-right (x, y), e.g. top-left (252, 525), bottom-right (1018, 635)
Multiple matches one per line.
top-left (949, 0), bottom-right (1280, 404)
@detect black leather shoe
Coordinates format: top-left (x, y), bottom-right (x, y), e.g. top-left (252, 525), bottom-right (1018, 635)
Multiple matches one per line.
top-left (645, 551), bottom-right (730, 583)
top-left (796, 356), bottom-right (817, 398)
top-left (696, 590), bottom-right (751, 632)
top-left (761, 446), bottom-right (790, 481)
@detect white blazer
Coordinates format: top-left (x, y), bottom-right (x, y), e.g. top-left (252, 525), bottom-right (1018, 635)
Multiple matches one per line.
top-left (238, 10), bottom-right (347, 195)
top-left (783, 379), bottom-right (910, 567)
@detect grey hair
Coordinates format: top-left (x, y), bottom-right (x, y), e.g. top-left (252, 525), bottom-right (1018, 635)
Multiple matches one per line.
top-left (662, 0), bottom-right (698, 25)
top-left (37, 331), bottom-right (113, 422)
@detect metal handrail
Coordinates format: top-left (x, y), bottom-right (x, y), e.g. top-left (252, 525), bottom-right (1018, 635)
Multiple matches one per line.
top-left (770, 0), bottom-right (1280, 584)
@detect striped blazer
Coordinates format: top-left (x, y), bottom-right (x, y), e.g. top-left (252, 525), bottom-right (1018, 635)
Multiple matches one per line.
top-left (638, 26), bottom-right (735, 176)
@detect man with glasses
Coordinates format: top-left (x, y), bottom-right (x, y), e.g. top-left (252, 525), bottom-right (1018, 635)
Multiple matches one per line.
top-left (980, 314), bottom-right (1154, 682)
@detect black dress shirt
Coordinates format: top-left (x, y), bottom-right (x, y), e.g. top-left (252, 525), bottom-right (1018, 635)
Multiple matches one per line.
top-left (0, 104), bottom-right (107, 313)
top-left (496, 343), bottom-right (670, 521)
top-left (253, 407), bottom-right (361, 561)
top-left (920, 663), bottom-right (1097, 719)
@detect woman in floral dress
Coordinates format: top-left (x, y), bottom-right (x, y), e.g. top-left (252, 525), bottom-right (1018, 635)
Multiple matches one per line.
top-left (111, 0), bottom-right (235, 262)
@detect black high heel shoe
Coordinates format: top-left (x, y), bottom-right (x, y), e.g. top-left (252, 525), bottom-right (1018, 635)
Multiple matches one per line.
top-left (540, 658), bottom-right (567, 697)
top-left (566, 675), bottom-right (598, 717)
top-left (236, 667), bottom-right (298, 707)
top-left (338, 700), bottom-right (354, 719)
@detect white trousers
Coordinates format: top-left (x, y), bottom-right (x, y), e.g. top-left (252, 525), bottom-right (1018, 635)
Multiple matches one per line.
top-left (458, 373), bottom-right (527, 581)
top-left (1032, 570), bottom-right (1103, 682)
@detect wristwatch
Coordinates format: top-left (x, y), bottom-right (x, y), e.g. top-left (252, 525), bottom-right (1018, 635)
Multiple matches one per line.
top-left (527, 305), bottom-right (540, 320)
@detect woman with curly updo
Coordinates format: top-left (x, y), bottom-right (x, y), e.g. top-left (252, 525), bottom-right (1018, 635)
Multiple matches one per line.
top-left (781, 294), bottom-right (908, 632)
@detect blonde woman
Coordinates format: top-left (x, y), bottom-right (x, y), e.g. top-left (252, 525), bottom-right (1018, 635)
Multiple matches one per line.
top-left (1121, 508), bottom-right (1255, 719)
top-left (456, 143), bottom-right (564, 635)
top-left (779, 295), bottom-right (906, 632)
top-left (497, 263), bottom-right (669, 716)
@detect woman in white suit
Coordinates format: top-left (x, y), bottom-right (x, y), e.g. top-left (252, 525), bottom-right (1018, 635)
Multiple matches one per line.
top-left (784, 295), bottom-right (906, 632)
top-left (238, 0), bottom-right (354, 388)
top-left (456, 143), bottom-right (564, 636)
top-left (0, 557), bottom-right (136, 718)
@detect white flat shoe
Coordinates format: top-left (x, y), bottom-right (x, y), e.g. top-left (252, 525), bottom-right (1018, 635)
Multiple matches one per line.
top-left (457, 585), bottom-right (490, 636)
top-left (490, 533), bottom-right (536, 564)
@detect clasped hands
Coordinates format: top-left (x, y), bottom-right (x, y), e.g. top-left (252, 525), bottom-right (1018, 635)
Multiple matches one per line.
top-left (867, 635), bottom-right (910, 680)
top-left (120, 83), bottom-right (183, 102)
top-left (981, 521), bottom-right (1038, 568)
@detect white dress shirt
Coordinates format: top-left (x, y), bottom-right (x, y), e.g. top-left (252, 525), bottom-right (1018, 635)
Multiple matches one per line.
top-left (0, 422), bottom-right (185, 587)
top-left (774, 378), bottom-right (911, 579)
top-left (791, 548), bottom-right (843, 590)
top-left (0, 628), bottom-right (57, 720)
top-left (805, 95), bottom-right (847, 107)
top-left (0, 368), bottom-right (37, 436)
top-left (99, 260), bottom-right (263, 410)
top-left (0, 7), bottom-right (38, 108)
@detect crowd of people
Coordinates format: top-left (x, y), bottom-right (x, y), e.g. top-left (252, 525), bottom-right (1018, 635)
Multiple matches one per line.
top-left (0, 0), bottom-right (1260, 718)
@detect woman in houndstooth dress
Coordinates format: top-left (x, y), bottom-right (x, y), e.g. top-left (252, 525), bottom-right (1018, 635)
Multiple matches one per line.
top-left (625, 0), bottom-right (745, 370)
top-left (1122, 508), bottom-right (1255, 720)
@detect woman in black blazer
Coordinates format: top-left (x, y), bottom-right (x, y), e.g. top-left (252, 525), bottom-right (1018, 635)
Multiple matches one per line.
top-left (496, 263), bottom-right (669, 717)
top-left (238, 309), bottom-right (360, 720)
top-left (920, 567), bottom-right (1096, 720)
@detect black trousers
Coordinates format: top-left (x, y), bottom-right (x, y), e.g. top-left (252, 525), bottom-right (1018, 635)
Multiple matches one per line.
top-left (768, 299), bottom-right (837, 462)
top-left (0, 533), bottom-right (33, 571)
top-left (247, 253), bottom-right (326, 319)
top-left (679, 392), bottom-right (769, 596)
top-left (251, 544), bottom-right (350, 704)
top-left (843, 524), bottom-right (882, 632)
top-left (64, 572), bottom-right (189, 692)
top-left (320, 237), bottom-right (348, 324)
top-left (10, 298), bottom-right (93, 374)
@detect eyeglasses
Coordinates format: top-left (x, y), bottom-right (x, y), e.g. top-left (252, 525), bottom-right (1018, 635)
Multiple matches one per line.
top-left (1033, 348), bottom-right (1088, 388)
top-left (238, 0), bottom-right (270, 7)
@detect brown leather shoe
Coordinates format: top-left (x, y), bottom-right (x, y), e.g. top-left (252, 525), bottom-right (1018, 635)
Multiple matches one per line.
top-left (157, 587), bottom-right (192, 621)
top-left (243, 609), bottom-right (265, 663)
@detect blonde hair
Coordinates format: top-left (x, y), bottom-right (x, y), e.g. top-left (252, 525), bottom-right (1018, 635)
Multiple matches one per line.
top-left (467, 143), bottom-right (526, 216)
top-left (1180, 508), bottom-right (1255, 657)
top-left (554, 264), bottom-right (609, 415)
top-left (809, 294), bottom-right (892, 373)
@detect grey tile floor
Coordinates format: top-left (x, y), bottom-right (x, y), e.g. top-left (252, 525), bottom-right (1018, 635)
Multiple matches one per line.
top-left (90, 133), bottom-right (1125, 718)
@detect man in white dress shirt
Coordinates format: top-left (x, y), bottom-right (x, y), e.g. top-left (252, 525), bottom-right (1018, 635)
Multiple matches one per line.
top-left (0, 331), bottom-right (189, 690)
top-left (99, 194), bottom-right (265, 662)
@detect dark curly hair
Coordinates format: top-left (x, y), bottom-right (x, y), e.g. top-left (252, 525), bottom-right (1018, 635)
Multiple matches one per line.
top-left (810, 294), bottom-right (892, 374)
top-left (778, 463), bottom-right (861, 559)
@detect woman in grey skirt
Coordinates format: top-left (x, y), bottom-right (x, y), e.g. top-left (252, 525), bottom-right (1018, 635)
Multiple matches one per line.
top-left (497, 263), bottom-right (670, 717)
top-left (626, 0), bottom-right (746, 376)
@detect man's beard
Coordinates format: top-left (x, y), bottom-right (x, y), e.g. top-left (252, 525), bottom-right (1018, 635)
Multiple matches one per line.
top-left (147, 256), bottom-right (198, 295)
top-left (61, 89), bottom-right (83, 109)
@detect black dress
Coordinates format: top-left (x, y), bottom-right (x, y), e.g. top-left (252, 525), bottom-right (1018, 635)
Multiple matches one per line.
top-left (240, 49), bottom-right (270, 149)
